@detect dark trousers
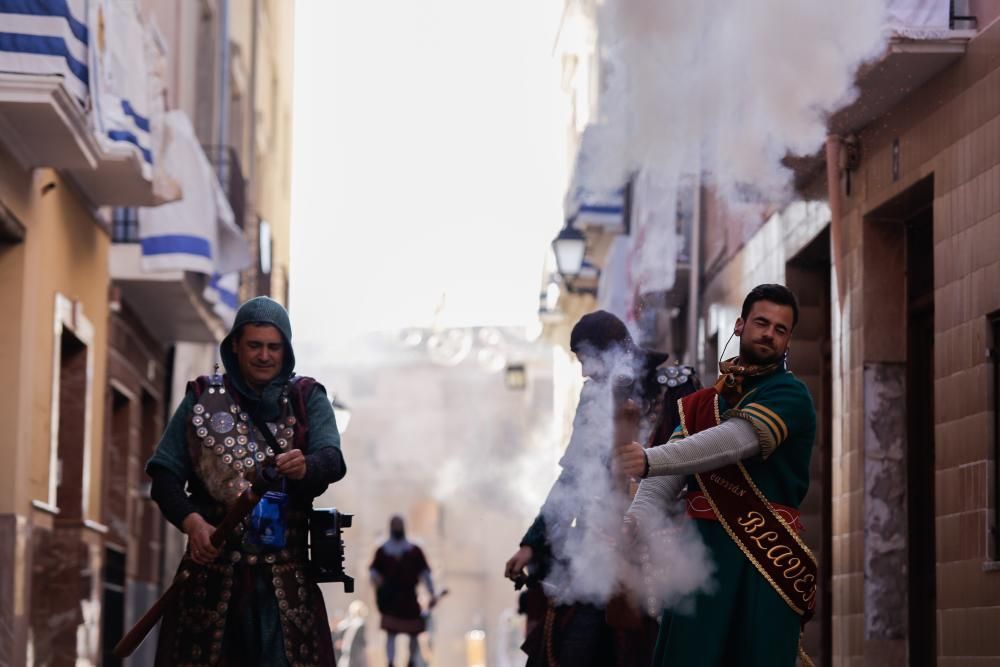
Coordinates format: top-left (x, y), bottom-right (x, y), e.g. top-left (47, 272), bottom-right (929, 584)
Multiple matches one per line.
top-left (525, 603), bottom-right (615, 667)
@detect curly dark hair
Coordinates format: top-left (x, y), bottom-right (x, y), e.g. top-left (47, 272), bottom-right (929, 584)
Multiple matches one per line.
top-left (740, 284), bottom-right (799, 328)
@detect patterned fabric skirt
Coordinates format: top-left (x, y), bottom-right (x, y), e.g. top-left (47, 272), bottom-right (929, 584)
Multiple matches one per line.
top-left (155, 558), bottom-right (336, 667)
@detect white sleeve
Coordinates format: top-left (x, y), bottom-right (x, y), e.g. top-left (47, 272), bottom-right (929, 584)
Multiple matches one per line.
top-left (644, 417), bottom-right (759, 477)
top-left (626, 474), bottom-right (686, 525)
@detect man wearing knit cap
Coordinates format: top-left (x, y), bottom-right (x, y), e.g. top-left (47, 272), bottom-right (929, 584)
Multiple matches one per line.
top-left (146, 296), bottom-right (346, 666)
top-left (504, 310), bottom-right (698, 666)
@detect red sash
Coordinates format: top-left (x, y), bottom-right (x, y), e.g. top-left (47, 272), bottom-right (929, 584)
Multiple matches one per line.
top-left (680, 387), bottom-right (818, 623)
top-left (685, 491), bottom-right (805, 533)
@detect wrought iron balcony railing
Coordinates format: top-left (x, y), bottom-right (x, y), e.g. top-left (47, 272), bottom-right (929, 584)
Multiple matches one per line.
top-left (112, 207), bottom-right (140, 243)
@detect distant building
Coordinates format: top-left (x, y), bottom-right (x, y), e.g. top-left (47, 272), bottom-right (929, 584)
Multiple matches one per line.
top-left (314, 328), bottom-right (568, 667)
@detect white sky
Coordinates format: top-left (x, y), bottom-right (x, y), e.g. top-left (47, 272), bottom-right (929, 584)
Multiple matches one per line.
top-left (289, 0), bottom-right (568, 354)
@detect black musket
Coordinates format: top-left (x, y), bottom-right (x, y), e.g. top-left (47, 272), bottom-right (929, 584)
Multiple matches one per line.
top-left (112, 464), bottom-right (283, 659)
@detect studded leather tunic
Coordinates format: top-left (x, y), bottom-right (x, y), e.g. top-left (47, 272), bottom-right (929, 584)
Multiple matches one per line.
top-left (155, 373), bottom-right (334, 667)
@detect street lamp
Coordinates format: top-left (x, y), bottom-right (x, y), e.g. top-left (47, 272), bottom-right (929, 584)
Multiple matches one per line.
top-left (331, 396), bottom-right (352, 435)
top-left (551, 223), bottom-right (586, 280)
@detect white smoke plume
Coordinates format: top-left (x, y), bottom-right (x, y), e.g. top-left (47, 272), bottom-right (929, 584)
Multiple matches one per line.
top-left (433, 421), bottom-right (564, 519)
top-left (585, 0), bottom-right (889, 291)
top-left (538, 346), bottom-right (714, 612)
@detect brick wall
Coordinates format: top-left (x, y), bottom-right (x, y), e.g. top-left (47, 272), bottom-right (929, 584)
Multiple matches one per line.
top-left (828, 16), bottom-right (1000, 665)
top-left (105, 303), bottom-right (169, 642)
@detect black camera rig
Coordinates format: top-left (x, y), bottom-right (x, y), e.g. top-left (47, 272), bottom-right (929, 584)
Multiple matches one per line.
top-left (309, 508), bottom-right (355, 593)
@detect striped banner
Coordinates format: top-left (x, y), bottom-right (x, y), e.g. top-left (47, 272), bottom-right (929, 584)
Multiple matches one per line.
top-left (88, 0), bottom-right (156, 172)
top-left (138, 111), bottom-right (251, 278)
top-left (204, 273), bottom-right (240, 326)
top-left (0, 0), bottom-right (90, 106)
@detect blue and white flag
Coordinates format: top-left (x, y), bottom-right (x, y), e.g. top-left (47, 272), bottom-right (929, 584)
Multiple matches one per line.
top-left (0, 0), bottom-right (90, 107)
top-left (88, 0), bottom-right (155, 177)
top-left (138, 111), bottom-right (251, 276)
top-left (566, 186), bottom-right (627, 229)
top-left (204, 273), bottom-right (239, 326)
top-left (565, 124), bottom-right (628, 230)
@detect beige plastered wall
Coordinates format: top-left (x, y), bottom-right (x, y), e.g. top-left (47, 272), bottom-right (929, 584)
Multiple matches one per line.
top-left (0, 148), bottom-right (109, 523)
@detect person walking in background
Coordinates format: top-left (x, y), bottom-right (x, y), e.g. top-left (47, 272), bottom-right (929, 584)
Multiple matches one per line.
top-left (333, 600), bottom-right (370, 667)
top-left (370, 516), bottom-right (439, 667)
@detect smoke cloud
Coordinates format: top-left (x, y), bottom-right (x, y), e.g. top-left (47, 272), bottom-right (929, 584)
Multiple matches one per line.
top-left (585, 0), bottom-right (889, 290)
top-left (538, 347), bottom-right (714, 612)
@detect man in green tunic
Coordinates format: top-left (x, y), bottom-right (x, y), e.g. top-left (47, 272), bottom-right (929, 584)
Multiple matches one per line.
top-left (146, 296), bottom-right (346, 666)
top-left (616, 284), bottom-right (817, 667)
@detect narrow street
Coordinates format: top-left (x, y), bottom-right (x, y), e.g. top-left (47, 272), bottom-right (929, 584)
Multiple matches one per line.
top-left (0, 1), bottom-right (997, 666)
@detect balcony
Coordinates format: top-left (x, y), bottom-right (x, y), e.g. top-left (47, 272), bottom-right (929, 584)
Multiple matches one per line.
top-left (789, 0), bottom-right (977, 188)
top-left (71, 117), bottom-right (169, 207)
top-left (827, 1), bottom-right (976, 138)
top-left (0, 1), bottom-right (174, 205)
top-left (0, 2), bottom-right (100, 169)
top-left (110, 209), bottom-right (226, 344)
top-left (565, 124), bottom-right (628, 238)
top-left (107, 116), bottom-right (250, 343)
top-left (69, 1), bottom-right (172, 206)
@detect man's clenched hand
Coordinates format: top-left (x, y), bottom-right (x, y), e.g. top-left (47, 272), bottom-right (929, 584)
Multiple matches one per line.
top-left (276, 449), bottom-right (307, 480)
top-left (183, 513), bottom-right (220, 565)
top-left (504, 545), bottom-right (534, 581)
top-left (614, 441), bottom-right (648, 479)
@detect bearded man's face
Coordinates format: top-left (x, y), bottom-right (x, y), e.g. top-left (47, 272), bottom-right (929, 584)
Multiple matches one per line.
top-left (735, 300), bottom-right (794, 366)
